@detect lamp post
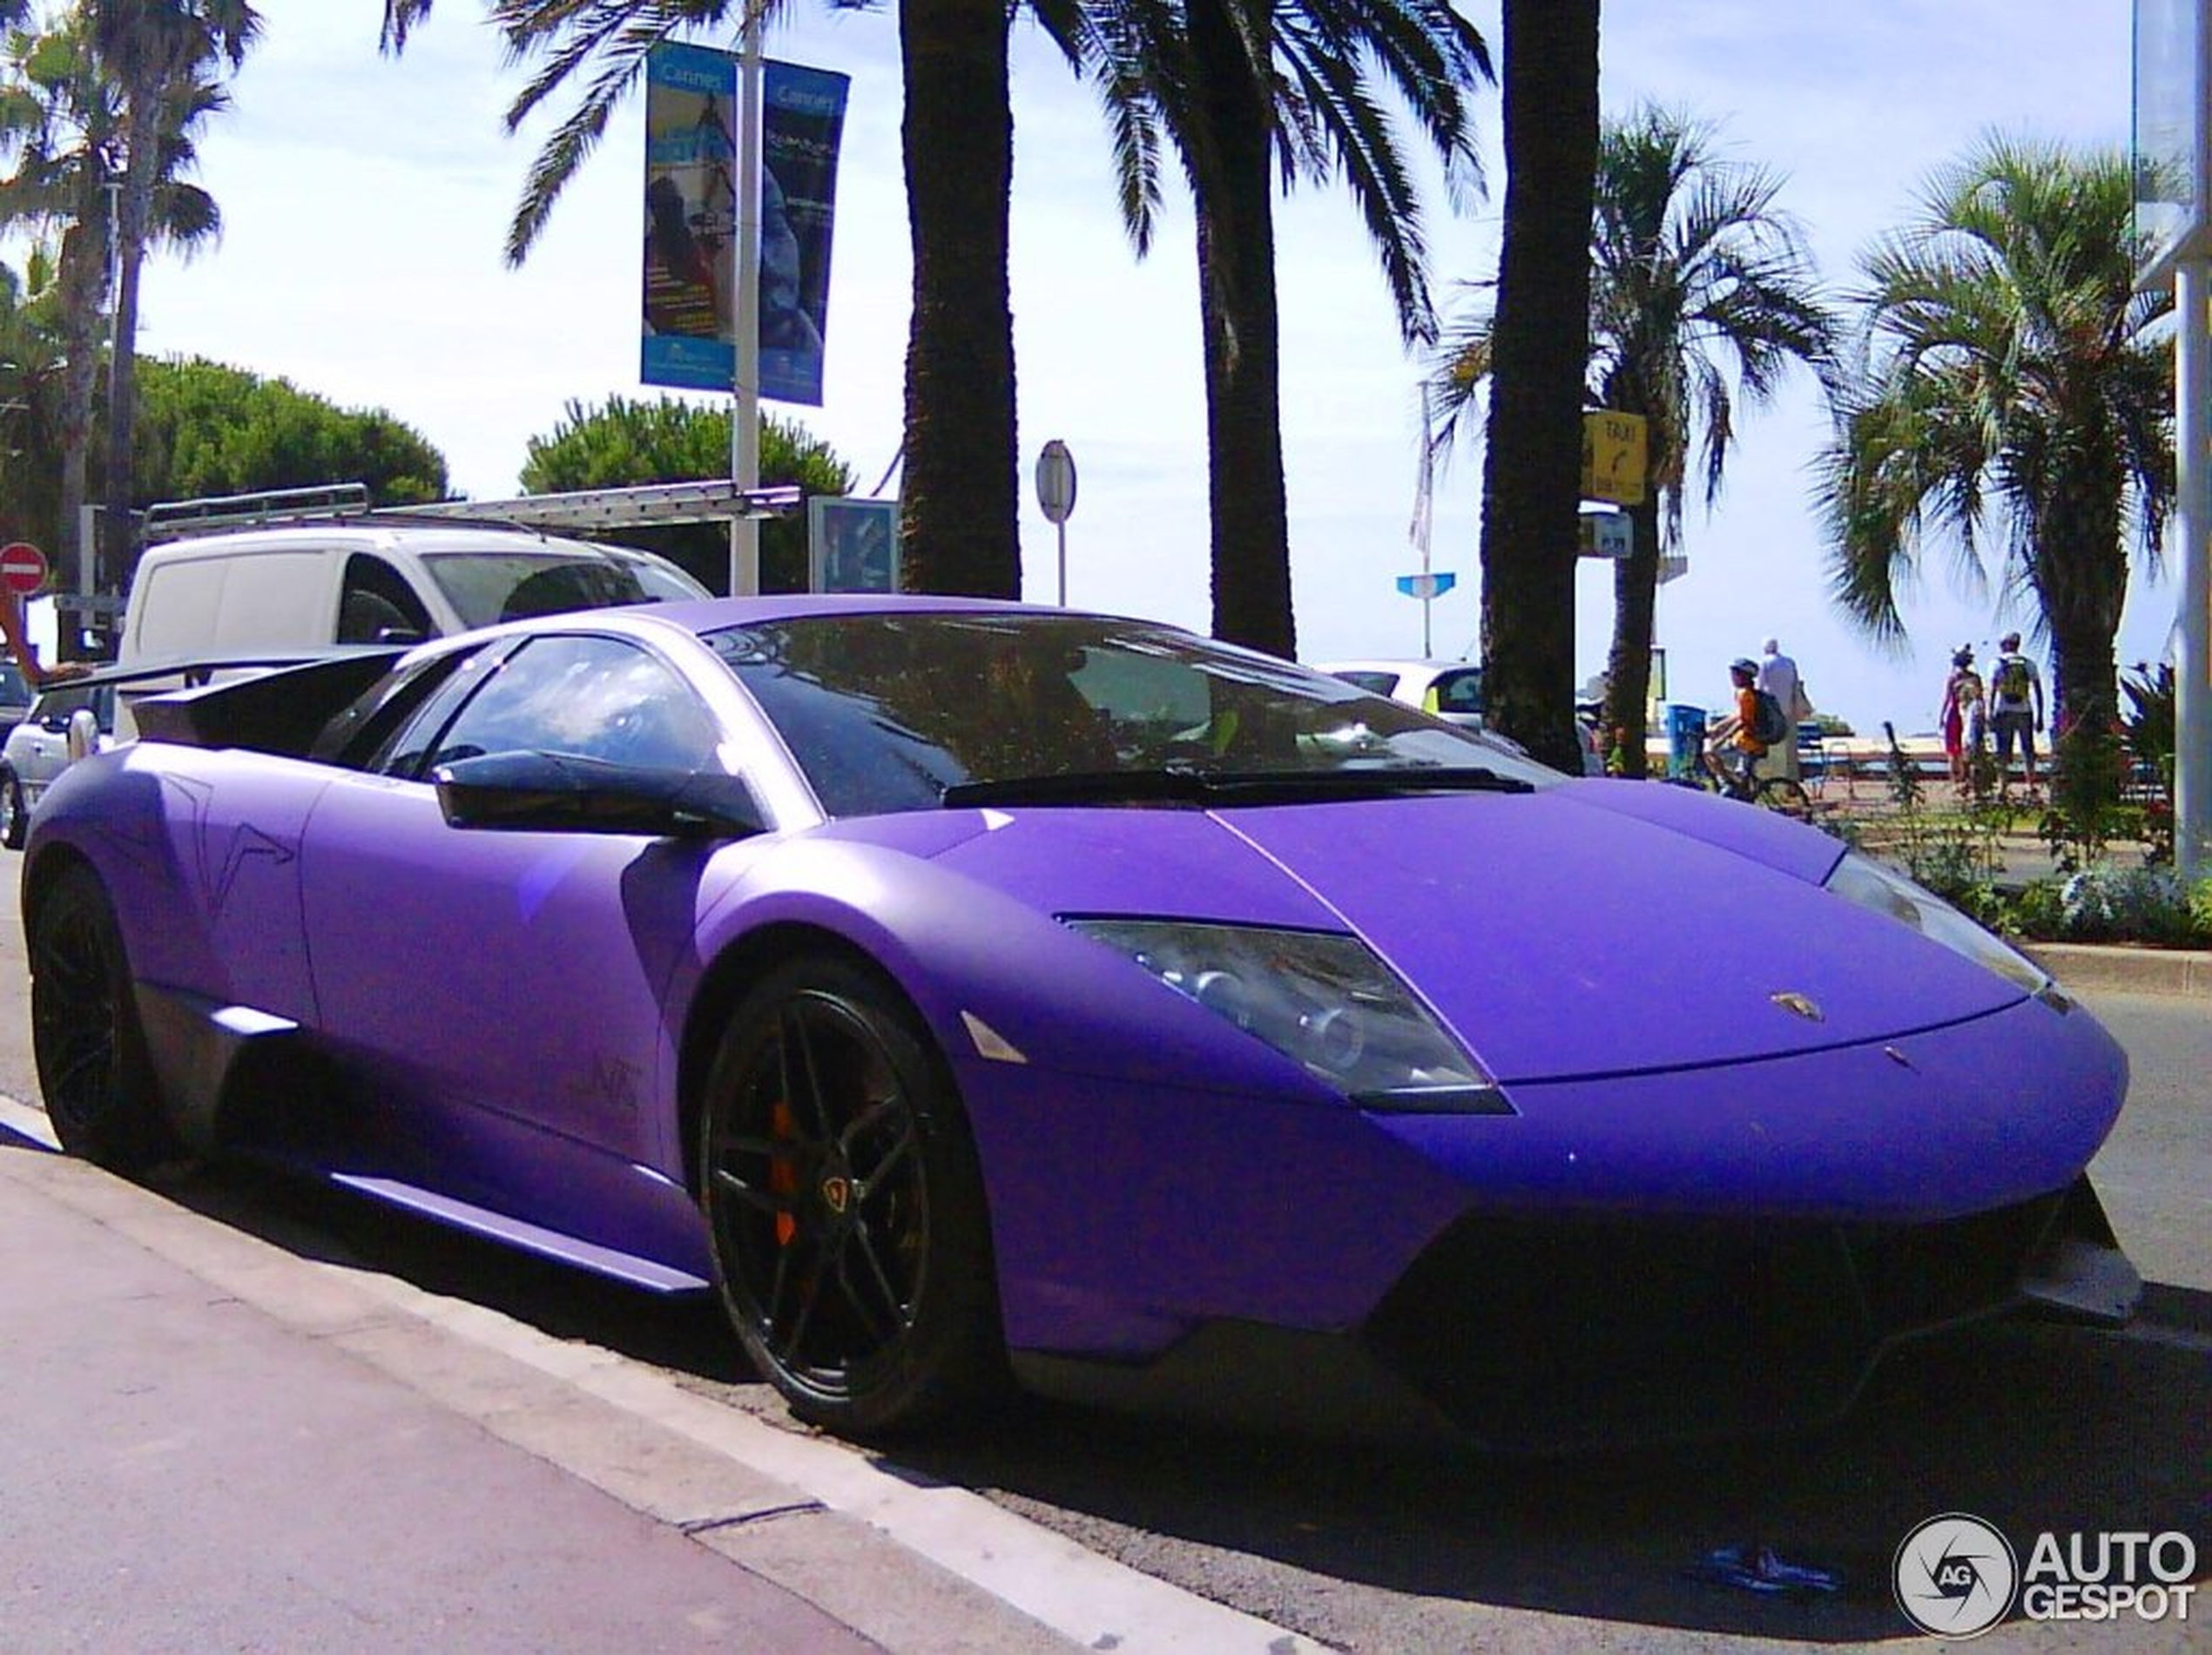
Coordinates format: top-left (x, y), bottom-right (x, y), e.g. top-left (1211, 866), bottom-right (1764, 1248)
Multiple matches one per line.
top-left (2134, 0), bottom-right (2212, 882)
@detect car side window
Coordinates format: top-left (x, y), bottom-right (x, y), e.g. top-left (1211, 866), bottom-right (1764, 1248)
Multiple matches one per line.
top-left (396, 634), bottom-right (717, 780)
top-left (1430, 668), bottom-right (1485, 717)
top-left (1331, 671), bottom-right (1400, 699)
top-left (338, 553), bottom-right (434, 644)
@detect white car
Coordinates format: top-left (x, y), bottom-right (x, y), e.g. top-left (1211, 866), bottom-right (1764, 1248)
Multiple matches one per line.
top-left (1319, 658), bottom-right (1491, 723)
top-left (1, 680), bottom-right (113, 849)
top-left (1317, 658), bottom-right (1605, 774)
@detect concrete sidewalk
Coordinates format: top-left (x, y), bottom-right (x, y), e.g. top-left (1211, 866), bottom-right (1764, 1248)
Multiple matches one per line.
top-left (0, 1110), bottom-right (1325, 1655)
top-left (0, 1138), bottom-right (1018, 1654)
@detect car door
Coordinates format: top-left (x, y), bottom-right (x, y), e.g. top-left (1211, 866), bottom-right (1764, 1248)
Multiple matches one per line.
top-left (298, 630), bottom-right (740, 1192)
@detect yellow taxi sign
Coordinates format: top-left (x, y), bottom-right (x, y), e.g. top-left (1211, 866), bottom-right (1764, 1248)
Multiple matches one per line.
top-left (1581, 410), bottom-right (1648, 506)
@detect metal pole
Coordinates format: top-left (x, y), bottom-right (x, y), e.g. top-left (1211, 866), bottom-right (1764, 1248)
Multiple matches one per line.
top-left (727, 6), bottom-right (765, 598)
top-left (1055, 520), bottom-right (1067, 606)
top-left (2178, 257), bottom-right (2212, 883)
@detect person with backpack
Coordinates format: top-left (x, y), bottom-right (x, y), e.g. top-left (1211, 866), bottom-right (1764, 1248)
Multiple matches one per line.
top-left (1708, 657), bottom-right (1784, 795)
top-left (1988, 631), bottom-right (2045, 792)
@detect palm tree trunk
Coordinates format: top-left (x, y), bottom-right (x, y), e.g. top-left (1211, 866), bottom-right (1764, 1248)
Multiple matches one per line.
top-left (897, 0), bottom-right (1020, 598)
top-left (103, 59), bottom-right (165, 591)
top-left (1475, 0), bottom-right (1599, 772)
top-left (55, 220), bottom-right (105, 611)
top-left (1602, 493), bottom-right (1662, 777)
top-left (1189, 0), bottom-right (1292, 658)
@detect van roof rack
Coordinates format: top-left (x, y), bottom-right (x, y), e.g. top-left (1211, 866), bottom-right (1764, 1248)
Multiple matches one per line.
top-left (142, 479), bottom-right (804, 543)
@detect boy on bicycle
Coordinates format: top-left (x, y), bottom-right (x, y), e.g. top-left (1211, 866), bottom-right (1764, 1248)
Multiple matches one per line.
top-left (1706, 658), bottom-right (1769, 795)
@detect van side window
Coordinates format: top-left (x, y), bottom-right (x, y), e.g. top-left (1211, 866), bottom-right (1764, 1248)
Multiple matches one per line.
top-left (339, 554), bottom-right (433, 645)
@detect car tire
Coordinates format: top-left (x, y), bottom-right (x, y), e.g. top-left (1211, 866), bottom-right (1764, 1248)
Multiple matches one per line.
top-left (30, 865), bottom-right (184, 1172)
top-left (0, 771), bottom-right (24, 850)
top-left (698, 953), bottom-right (1006, 1437)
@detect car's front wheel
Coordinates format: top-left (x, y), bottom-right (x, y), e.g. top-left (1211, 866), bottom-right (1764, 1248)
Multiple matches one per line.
top-left (30, 865), bottom-right (183, 1171)
top-left (698, 955), bottom-right (1004, 1436)
top-left (1, 770), bottom-right (25, 850)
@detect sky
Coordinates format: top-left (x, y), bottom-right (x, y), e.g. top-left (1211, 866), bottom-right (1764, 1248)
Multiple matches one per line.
top-left (69, 0), bottom-right (2181, 738)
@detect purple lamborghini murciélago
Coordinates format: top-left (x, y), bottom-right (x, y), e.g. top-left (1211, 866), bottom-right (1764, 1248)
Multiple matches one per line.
top-left (22, 597), bottom-right (2140, 1449)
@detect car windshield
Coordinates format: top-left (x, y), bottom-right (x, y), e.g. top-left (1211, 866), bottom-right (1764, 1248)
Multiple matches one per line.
top-left (421, 550), bottom-right (703, 629)
top-left (707, 612), bottom-right (1561, 818)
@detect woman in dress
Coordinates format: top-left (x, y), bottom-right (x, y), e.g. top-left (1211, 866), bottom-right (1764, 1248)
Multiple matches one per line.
top-left (1939, 645), bottom-right (1983, 790)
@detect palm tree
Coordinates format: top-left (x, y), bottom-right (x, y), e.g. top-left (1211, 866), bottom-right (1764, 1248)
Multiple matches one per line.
top-left (0, 249), bottom-right (70, 551)
top-left (379, 0), bottom-right (1024, 601)
top-left (1069, 0), bottom-right (1490, 658)
top-left (91, 0), bottom-right (258, 585)
top-left (1819, 137), bottom-right (2173, 758)
top-left (0, 12), bottom-right (230, 592)
top-left (0, 16), bottom-right (112, 591)
top-left (1432, 106), bottom-right (1831, 776)
top-left (1467, 0), bottom-right (1596, 772)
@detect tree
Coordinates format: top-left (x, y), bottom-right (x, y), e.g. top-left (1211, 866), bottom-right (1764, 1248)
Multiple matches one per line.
top-left (1818, 138), bottom-right (2173, 773)
top-left (1431, 106), bottom-right (1831, 775)
top-left (379, 0), bottom-right (1022, 601)
top-left (519, 393), bottom-right (855, 593)
top-left (0, 250), bottom-right (71, 551)
top-left (0, 13), bottom-right (124, 591)
top-left (132, 355), bottom-right (448, 506)
top-left (1468, 0), bottom-right (1597, 773)
top-left (1071, 0), bottom-right (1489, 657)
top-left (91, 0), bottom-right (260, 583)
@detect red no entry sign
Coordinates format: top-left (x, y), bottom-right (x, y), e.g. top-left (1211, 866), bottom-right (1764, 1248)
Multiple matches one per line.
top-left (0, 541), bottom-right (48, 597)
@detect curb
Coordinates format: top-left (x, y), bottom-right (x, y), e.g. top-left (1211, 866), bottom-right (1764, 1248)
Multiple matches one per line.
top-left (2020, 942), bottom-right (2212, 1000)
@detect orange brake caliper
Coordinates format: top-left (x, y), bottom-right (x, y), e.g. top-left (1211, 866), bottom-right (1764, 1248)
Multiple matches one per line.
top-left (769, 1099), bottom-right (799, 1247)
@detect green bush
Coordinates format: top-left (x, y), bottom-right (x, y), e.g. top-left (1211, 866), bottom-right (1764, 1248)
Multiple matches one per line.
top-left (2054, 867), bottom-right (2209, 946)
top-left (2005, 879), bottom-right (2068, 941)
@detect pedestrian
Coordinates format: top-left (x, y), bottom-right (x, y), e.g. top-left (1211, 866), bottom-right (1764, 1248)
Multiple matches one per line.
top-left (1, 590), bottom-right (88, 691)
top-left (1939, 645), bottom-right (1985, 790)
top-left (1987, 630), bottom-right (2044, 793)
top-left (1754, 637), bottom-right (1810, 783)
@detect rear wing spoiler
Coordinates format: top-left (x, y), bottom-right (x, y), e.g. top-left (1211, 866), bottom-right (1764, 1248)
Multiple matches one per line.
top-left (71, 648), bottom-right (405, 758)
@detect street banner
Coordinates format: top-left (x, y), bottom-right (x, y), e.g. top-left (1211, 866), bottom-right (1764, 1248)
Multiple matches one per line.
top-left (759, 62), bottom-right (848, 405)
top-left (642, 46), bottom-right (849, 405)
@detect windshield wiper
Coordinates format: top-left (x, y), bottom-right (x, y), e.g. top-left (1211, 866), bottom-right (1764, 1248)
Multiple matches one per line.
top-left (941, 769), bottom-right (1213, 808)
top-left (941, 764), bottom-right (1533, 809)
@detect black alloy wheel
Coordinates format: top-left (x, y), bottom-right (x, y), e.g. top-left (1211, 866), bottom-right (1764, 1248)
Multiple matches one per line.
top-left (30, 865), bottom-right (182, 1171)
top-left (698, 955), bottom-right (1003, 1436)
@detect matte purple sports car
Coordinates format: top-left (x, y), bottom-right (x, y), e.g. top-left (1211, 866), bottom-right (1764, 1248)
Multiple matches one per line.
top-left (22, 597), bottom-right (2140, 1450)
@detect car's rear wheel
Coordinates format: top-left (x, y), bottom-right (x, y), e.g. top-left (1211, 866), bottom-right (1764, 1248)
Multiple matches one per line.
top-left (698, 955), bottom-right (1003, 1436)
top-left (1, 771), bottom-right (25, 850)
top-left (30, 865), bottom-right (183, 1171)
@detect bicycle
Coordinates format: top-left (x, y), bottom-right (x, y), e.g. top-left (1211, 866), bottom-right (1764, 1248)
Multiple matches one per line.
top-left (1672, 740), bottom-right (1815, 816)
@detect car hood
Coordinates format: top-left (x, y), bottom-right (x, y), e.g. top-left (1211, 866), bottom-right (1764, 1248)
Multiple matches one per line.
top-left (924, 781), bottom-right (2028, 1083)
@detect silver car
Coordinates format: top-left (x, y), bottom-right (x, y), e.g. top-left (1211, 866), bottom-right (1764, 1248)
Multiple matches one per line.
top-left (1, 680), bottom-right (113, 849)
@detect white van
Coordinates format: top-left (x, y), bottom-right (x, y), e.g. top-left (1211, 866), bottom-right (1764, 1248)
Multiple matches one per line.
top-left (120, 520), bottom-right (711, 667)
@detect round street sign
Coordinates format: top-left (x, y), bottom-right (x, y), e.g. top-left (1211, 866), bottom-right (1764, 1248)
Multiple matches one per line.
top-left (1035, 440), bottom-right (1077, 525)
top-left (0, 541), bottom-right (48, 597)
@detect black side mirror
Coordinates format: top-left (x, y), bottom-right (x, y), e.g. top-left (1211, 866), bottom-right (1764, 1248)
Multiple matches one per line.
top-left (433, 750), bottom-right (768, 841)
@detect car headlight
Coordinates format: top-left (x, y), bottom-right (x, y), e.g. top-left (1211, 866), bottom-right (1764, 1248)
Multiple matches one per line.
top-left (1064, 919), bottom-right (1510, 1112)
top-left (1824, 852), bottom-right (2050, 994)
